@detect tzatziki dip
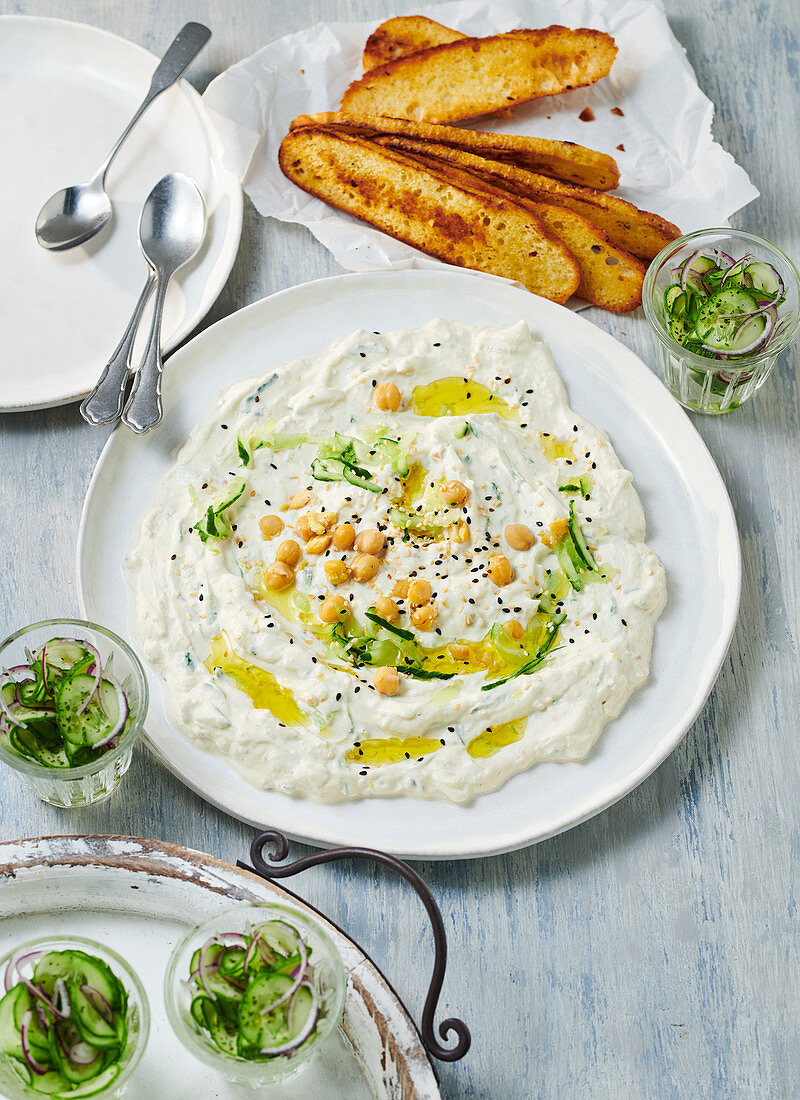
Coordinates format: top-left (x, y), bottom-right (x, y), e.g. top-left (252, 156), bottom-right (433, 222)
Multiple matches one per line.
top-left (125, 320), bottom-right (666, 803)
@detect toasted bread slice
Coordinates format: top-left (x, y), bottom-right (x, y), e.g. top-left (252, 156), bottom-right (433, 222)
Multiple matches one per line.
top-left (389, 148), bottom-right (644, 311)
top-left (289, 112), bottom-right (620, 191)
top-left (374, 136), bottom-right (679, 260)
top-left (279, 127), bottom-right (581, 304)
top-left (340, 27), bottom-right (618, 124)
top-left (363, 16), bottom-right (464, 70)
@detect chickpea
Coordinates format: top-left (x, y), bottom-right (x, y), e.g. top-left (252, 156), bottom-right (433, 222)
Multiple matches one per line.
top-left (276, 539), bottom-right (301, 566)
top-left (332, 523), bottom-right (355, 550)
top-left (286, 489), bottom-right (312, 509)
top-left (324, 560), bottom-right (350, 586)
top-left (505, 523), bottom-right (535, 551)
top-left (355, 529), bottom-right (385, 555)
top-left (319, 596), bottom-right (349, 624)
top-left (540, 518), bottom-right (569, 549)
top-left (410, 603), bottom-right (438, 631)
top-left (352, 554), bottom-right (380, 582)
top-left (258, 514), bottom-right (283, 539)
top-left (373, 666), bottom-right (399, 696)
top-left (374, 381), bottom-right (401, 412)
top-left (488, 554), bottom-right (513, 587)
top-left (374, 596), bottom-right (399, 622)
top-left (451, 519), bottom-right (470, 544)
top-left (295, 512), bottom-right (326, 542)
top-left (319, 511), bottom-right (338, 530)
top-left (448, 642), bottom-right (470, 661)
top-left (264, 562), bottom-right (294, 591)
top-left (305, 534), bottom-right (332, 554)
top-left (505, 620), bottom-right (524, 640)
top-left (392, 578), bottom-right (410, 599)
top-left (442, 480), bottom-right (469, 505)
top-left (408, 578), bottom-right (432, 606)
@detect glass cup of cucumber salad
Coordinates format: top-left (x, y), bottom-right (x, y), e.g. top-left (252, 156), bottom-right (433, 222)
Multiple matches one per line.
top-left (164, 903), bottom-right (347, 1087)
top-left (643, 228), bottom-right (800, 413)
top-left (0, 936), bottom-right (149, 1098)
top-left (0, 619), bottom-right (148, 808)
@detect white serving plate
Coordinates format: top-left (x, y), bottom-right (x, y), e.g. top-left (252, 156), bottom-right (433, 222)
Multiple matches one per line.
top-left (77, 268), bottom-right (741, 859)
top-left (0, 835), bottom-right (440, 1099)
top-left (0, 17), bottom-right (242, 411)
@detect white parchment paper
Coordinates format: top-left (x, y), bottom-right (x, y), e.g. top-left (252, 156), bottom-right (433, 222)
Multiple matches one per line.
top-left (202, 0), bottom-right (758, 279)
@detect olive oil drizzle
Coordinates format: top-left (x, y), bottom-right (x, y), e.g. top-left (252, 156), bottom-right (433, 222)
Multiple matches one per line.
top-left (205, 634), bottom-right (305, 726)
top-left (411, 376), bottom-right (517, 420)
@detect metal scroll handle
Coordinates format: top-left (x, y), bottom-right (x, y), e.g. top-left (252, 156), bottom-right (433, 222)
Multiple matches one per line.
top-left (239, 829), bottom-right (471, 1062)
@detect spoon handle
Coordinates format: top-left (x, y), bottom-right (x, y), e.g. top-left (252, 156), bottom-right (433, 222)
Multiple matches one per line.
top-left (80, 271), bottom-right (156, 425)
top-left (96, 23), bottom-right (212, 185)
top-left (121, 274), bottom-right (170, 433)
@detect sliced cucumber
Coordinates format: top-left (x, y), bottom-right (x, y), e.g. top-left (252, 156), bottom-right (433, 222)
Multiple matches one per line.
top-left (695, 287), bottom-right (760, 350)
top-left (238, 972), bottom-right (294, 1049)
top-left (663, 284), bottom-right (684, 313)
top-left (34, 951), bottom-right (124, 1013)
top-left (54, 673), bottom-right (120, 751)
top-left (200, 999), bottom-right (239, 1057)
top-left (68, 982), bottom-right (121, 1050)
top-left (0, 986), bottom-right (27, 1059)
top-left (286, 985), bottom-right (314, 1037)
top-left (744, 261), bottom-right (783, 299)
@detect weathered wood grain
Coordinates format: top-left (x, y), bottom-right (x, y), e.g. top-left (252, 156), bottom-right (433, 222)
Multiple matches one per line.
top-left (0, 2), bottom-right (798, 1097)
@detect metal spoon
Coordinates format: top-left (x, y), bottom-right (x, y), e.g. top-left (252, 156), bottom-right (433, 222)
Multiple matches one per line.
top-left (35, 22), bottom-right (210, 251)
top-left (80, 173), bottom-right (206, 430)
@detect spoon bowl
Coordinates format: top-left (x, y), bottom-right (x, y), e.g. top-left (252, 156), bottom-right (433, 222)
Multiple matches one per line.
top-left (35, 178), bottom-right (112, 251)
top-left (139, 173), bottom-right (206, 274)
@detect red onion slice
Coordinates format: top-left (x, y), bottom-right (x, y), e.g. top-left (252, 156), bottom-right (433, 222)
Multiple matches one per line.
top-left (244, 931), bottom-right (268, 972)
top-left (3, 948), bottom-right (45, 992)
top-left (5, 666), bottom-right (35, 681)
top-left (68, 1041), bottom-right (100, 1066)
top-left (213, 933), bottom-right (248, 949)
top-left (21, 979), bottom-right (65, 1019)
top-left (91, 681), bottom-right (129, 749)
top-left (20, 1011), bottom-right (49, 1076)
top-left (80, 984), bottom-right (113, 1025)
top-left (54, 977), bottom-right (71, 1018)
top-left (0, 688), bottom-right (27, 730)
top-left (191, 960), bottom-right (220, 1000)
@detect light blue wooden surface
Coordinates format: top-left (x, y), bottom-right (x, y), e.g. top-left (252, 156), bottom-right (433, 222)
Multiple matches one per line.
top-left (0, 2), bottom-right (798, 1097)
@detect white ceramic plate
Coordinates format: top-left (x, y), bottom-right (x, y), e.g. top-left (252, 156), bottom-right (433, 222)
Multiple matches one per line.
top-left (0, 17), bottom-right (242, 411)
top-left (0, 835), bottom-right (440, 1099)
top-left (77, 269), bottom-right (741, 859)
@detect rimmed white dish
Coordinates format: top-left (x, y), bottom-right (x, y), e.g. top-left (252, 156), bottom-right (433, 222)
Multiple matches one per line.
top-left (0, 835), bottom-right (440, 1098)
top-left (0, 16), bottom-right (242, 412)
top-left (77, 268), bottom-right (740, 859)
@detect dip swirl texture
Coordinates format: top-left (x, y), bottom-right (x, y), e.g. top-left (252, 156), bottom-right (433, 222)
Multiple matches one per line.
top-left (124, 320), bottom-right (666, 803)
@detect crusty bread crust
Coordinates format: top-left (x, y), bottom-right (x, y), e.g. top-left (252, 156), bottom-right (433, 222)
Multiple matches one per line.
top-left (386, 147), bottom-right (644, 311)
top-left (341, 27), bottom-right (618, 124)
top-left (279, 127), bottom-right (581, 304)
top-left (363, 16), bottom-right (464, 70)
top-left (289, 112), bottom-right (620, 191)
top-left (374, 136), bottom-right (679, 260)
